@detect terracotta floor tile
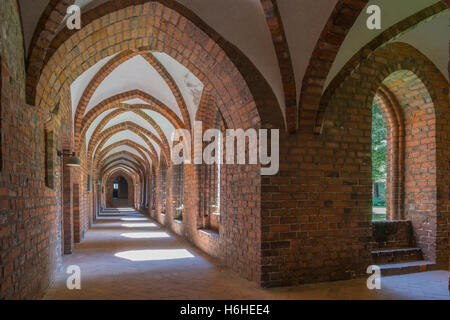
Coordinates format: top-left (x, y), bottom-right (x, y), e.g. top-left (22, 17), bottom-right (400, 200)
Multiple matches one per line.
top-left (42, 209), bottom-right (450, 300)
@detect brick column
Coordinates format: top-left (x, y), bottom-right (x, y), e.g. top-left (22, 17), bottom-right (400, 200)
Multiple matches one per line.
top-left (73, 183), bottom-right (80, 243)
top-left (62, 153), bottom-right (74, 254)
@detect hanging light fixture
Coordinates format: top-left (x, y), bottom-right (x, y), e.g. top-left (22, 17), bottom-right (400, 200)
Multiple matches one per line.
top-left (57, 151), bottom-right (81, 167)
top-left (67, 152), bottom-right (81, 167)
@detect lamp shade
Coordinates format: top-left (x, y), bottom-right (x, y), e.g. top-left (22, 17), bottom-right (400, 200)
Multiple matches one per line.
top-left (66, 152), bottom-right (81, 167)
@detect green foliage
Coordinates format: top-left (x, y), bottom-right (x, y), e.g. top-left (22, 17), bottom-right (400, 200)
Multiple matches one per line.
top-left (372, 213), bottom-right (387, 221)
top-left (372, 101), bottom-right (387, 183)
top-left (372, 197), bottom-right (386, 207)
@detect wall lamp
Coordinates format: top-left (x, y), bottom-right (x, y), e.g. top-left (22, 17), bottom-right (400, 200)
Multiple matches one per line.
top-left (57, 151), bottom-right (81, 167)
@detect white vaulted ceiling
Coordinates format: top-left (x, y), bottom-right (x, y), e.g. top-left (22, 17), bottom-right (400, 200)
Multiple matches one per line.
top-left (393, 11), bottom-right (449, 81)
top-left (20, 0), bottom-right (449, 165)
top-left (83, 55), bottom-right (180, 118)
top-left (68, 48), bottom-right (203, 173)
top-left (101, 113), bottom-right (162, 140)
top-left (152, 52), bottom-right (204, 128)
top-left (70, 53), bottom-right (118, 123)
top-left (325, 0), bottom-right (447, 89)
top-left (277, 0), bottom-right (338, 102)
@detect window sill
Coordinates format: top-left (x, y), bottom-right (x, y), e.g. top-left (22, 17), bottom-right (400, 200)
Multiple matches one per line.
top-left (198, 228), bottom-right (219, 238)
top-left (174, 219), bottom-right (183, 224)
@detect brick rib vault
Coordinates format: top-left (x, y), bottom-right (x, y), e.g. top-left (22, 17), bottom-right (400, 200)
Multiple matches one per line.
top-left (0, 0), bottom-right (448, 299)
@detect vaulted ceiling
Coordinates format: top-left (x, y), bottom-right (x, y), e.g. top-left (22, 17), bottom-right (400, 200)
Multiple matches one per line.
top-left (69, 49), bottom-right (196, 177)
top-left (17, 0), bottom-right (449, 179)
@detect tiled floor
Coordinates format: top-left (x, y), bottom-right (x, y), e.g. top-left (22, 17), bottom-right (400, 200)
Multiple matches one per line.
top-left (42, 208), bottom-right (450, 300)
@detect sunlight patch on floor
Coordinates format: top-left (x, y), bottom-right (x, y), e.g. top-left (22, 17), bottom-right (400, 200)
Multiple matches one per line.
top-left (114, 249), bottom-right (195, 261)
top-left (120, 232), bottom-right (171, 239)
top-left (121, 223), bottom-right (157, 228)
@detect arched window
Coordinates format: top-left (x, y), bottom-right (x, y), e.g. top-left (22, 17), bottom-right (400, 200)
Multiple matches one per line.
top-left (44, 129), bottom-right (55, 189)
top-left (113, 180), bottom-right (119, 199)
top-left (160, 161), bottom-right (167, 215)
top-left (372, 100), bottom-right (387, 221)
top-left (208, 133), bottom-right (221, 230)
top-left (173, 164), bottom-right (184, 221)
top-left (151, 168), bottom-right (156, 212)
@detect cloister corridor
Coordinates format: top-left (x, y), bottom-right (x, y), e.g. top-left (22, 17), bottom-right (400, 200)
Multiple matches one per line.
top-left (40, 208), bottom-right (449, 300)
top-left (1, 0), bottom-right (449, 303)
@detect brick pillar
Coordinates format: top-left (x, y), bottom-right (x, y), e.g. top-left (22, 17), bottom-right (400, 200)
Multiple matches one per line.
top-left (73, 183), bottom-right (80, 243)
top-left (167, 166), bottom-right (175, 221)
top-left (62, 153), bottom-right (74, 254)
top-left (149, 171), bottom-right (154, 216)
top-left (183, 163), bottom-right (200, 237)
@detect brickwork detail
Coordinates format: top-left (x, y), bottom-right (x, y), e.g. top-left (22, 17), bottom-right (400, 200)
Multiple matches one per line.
top-left (261, 42), bottom-right (449, 287)
top-left (1, 0), bottom-right (448, 300)
top-left (260, 0), bottom-right (297, 131)
top-left (0, 0), bottom-right (62, 299)
top-left (374, 87), bottom-right (405, 221)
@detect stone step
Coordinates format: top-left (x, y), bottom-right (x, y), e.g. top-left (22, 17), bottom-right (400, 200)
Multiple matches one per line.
top-left (372, 247), bottom-right (423, 264)
top-left (378, 260), bottom-right (435, 276)
top-left (372, 220), bottom-right (415, 249)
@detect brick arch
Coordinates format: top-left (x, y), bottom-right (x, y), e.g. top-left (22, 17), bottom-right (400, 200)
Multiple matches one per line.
top-left (260, 0), bottom-right (296, 132)
top-left (74, 49), bottom-right (192, 140)
top-left (32, 0), bottom-right (282, 284)
top-left (100, 157), bottom-right (144, 177)
top-left (103, 165), bottom-right (141, 184)
top-left (374, 85), bottom-right (405, 221)
top-left (194, 90), bottom-right (226, 234)
top-left (99, 151), bottom-right (147, 177)
top-left (318, 42), bottom-right (448, 134)
top-left (105, 167), bottom-right (140, 202)
top-left (74, 50), bottom-right (139, 130)
top-left (105, 170), bottom-right (136, 208)
top-left (299, 0), bottom-right (450, 133)
top-left (195, 90), bottom-right (226, 127)
top-left (102, 160), bottom-right (143, 181)
top-left (319, 42), bottom-right (449, 268)
top-left (260, 42), bottom-right (448, 287)
top-left (25, 0), bottom-right (71, 105)
top-left (88, 121), bottom-right (169, 167)
top-left (140, 51), bottom-right (191, 129)
top-left (93, 137), bottom-right (157, 170)
top-left (105, 166), bottom-right (140, 184)
top-left (132, 109), bottom-right (170, 149)
top-left (97, 145), bottom-right (150, 172)
top-left (381, 69), bottom-right (441, 264)
top-left (81, 108), bottom-right (124, 155)
top-left (31, 0), bottom-right (284, 132)
top-left (78, 90), bottom-right (184, 151)
top-left (103, 158), bottom-right (146, 210)
top-left (85, 110), bottom-right (168, 164)
top-left (94, 139), bottom-right (156, 172)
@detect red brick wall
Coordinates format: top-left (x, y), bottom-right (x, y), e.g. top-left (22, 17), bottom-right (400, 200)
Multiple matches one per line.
top-left (105, 172), bottom-right (135, 208)
top-left (303, 1), bottom-right (448, 133)
top-left (148, 93), bottom-right (262, 284)
top-left (195, 92), bottom-right (224, 231)
top-left (2, 1), bottom-right (446, 299)
top-left (372, 221), bottom-right (415, 249)
top-left (261, 42), bottom-right (449, 287)
top-left (383, 70), bottom-right (438, 262)
top-left (79, 143), bottom-right (91, 237)
top-left (0, 0), bottom-right (61, 298)
top-left (62, 157), bottom-right (74, 254)
top-left (374, 88), bottom-right (404, 220)
top-left (0, 59), bottom-right (62, 298)
top-left (0, 0), bottom-right (92, 298)
top-left (29, 2), bottom-right (277, 285)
